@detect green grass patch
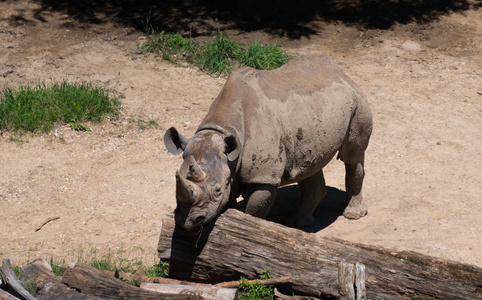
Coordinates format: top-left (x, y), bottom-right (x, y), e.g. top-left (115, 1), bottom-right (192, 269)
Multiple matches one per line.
top-left (0, 81), bottom-right (120, 133)
top-left (141, 30), bottom-right (197, 63)
top-left (239, 41), bottom-right (289, 70)
top-left (141, 29), bottom-right (290, 75)
top-left (238, 270), bottom-right (274, 300)
top-left (12, 265), bottom-right (22, 277)
top-left (194, 30), bottom-right (242, 74)
top-left (49, 257), bottom-right (66, 277)
top-left (87, 251), bottom-right (141, 274)
top-left (145, 261), bottom-right (169, 278)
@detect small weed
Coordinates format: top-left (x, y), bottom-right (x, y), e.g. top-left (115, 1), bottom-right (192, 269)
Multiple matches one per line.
top-left (137, 119), bottom-right (158, 130)
top-left (0, 81), bottom-right (120, 133)
top-left (12, 265), bottom-right (21, 276)
top-left (69, 122), bottom-right (91, 132)
top-left (238, 270), bottom-right (274, 300)
top-left (49, 257), bottom-right (66, 276)
top-left (145, 261), bottom-right (169, 278)
top-left (9, 136), bottom-right (29, 145)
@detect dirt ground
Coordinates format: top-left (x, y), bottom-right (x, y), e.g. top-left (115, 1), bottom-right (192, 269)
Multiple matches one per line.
top-left (1, 0), bottom-right (481, 270)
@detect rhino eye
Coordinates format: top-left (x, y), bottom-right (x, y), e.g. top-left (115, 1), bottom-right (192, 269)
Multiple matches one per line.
top-left (213, 185), bottom-right (222, 198)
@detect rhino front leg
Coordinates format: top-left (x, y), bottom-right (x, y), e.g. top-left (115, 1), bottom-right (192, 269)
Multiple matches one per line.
top-left (243, 184), bottom-right (277, 218)
top-left (286, 170), bottom-right (326, 228)
top-left (342, 156), bottom-right (368, 219)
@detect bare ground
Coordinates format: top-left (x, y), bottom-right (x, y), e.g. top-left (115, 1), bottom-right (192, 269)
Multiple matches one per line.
top-left (1, 0), bottom-right (481, 269)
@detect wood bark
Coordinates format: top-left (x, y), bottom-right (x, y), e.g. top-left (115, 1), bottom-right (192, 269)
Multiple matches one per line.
top-left (19, 259), bottom-right (101, 300)
top-left (215, 276), bottom-right (292, 288)
top-left (158, 209), bottom-right (482, 299)
top-left (61, 262), bottom-right (202, 300)
top-left (0, 288), bottom-right (21, 300)
top-left (338, 263), bottom-right (355, 300)
top-left (0, 259), bottom-right (36, 300)
top-left (274, 289), bottom-right (321, 300)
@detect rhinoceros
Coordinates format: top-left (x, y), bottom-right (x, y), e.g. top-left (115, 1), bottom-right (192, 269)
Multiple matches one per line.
top-left (164, 55), bottom-right (373, 231)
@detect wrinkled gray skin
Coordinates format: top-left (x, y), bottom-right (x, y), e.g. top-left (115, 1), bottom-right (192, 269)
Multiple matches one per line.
top-left (164, 55), bottom-right (373, 231)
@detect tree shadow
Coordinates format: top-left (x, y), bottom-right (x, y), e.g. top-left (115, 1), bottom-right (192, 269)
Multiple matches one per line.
top-left (13, 0), bottom-right (478, 39)
top-left (266, 185), bottom-right (348, 233)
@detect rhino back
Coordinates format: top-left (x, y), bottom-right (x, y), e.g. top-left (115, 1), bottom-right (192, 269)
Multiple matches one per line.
top-left (201, 55), bottom-right (367, 186)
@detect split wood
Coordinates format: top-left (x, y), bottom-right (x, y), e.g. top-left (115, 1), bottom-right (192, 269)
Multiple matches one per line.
top-left (215, 276), bottom-right (292, 288)
top-left (104, 269), bottom-right (292, 288)
top-left (0, 259), bottom-right (36, 300)
top-left (62, 263), bottom-right (201, 299)
top-left (19, 259), bottom-right (102, 300)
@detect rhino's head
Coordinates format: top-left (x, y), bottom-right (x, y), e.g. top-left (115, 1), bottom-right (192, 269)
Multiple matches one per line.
top-left (164, 126), bottom-right (240, 231)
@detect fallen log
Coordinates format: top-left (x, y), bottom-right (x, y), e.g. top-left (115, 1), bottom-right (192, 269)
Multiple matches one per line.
top-left (274, 288), bottom-right (320, 300)
top-left (158, 209), bottom-right (482, 299)
top-left (134, 272), bottom-right (207, 286)
top-left (61, 263), bottom-right (202, 300)
top-left (0, 259), bottom-right (36, 300)
top-left (18, 259), bottom-right (100, 300)
top-left (0, 288), bottom-right (21, 300)
top-left (141, 283), bottom-right (238, 300)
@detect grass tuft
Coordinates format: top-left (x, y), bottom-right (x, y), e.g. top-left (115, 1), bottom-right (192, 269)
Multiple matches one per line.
top-left (238, 270), bottom-right (274, 300)
top-left (0, 81), bottom-right (120, 133)
top-left (239, 41), bottom-right (289, 70)
top-left (141, 30), bottom-right (197, 62)
top-left (145, 261), bottom-right (169, 278)
top-left (88, 255), bottom-right (141, 274)
top-left (49, 257), bottom-right (66, 277)
top-left (195, 30), bottom-right (242, 74)
top-left (141, 29), bottom-right (290, 75)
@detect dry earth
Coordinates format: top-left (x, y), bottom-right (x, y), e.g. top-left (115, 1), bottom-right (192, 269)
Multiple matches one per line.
top-left (1, 0), bottom-right (481, 270)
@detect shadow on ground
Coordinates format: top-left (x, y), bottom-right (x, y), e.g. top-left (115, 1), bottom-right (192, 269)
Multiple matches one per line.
top-left (4, 0), bottom-right (478, 38)
top-left (267, 185), bottom-right (348, 233)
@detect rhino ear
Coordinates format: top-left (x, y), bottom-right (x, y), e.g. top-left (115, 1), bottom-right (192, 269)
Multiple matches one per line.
top-left (164, 127), bottom-right (189, 155)
top-left (224, 135), bottom-right (240, 162)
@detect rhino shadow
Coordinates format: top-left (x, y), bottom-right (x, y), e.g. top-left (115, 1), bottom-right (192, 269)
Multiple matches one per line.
top-left (265, 185), bottom-right (348, 233)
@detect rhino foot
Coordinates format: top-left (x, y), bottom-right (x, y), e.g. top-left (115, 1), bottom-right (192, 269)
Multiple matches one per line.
top-left (342, 202), bottom-right (368, 220)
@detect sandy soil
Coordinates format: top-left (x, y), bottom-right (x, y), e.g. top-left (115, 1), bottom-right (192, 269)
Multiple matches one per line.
top-left (1, 0), bottom-right (481, 269)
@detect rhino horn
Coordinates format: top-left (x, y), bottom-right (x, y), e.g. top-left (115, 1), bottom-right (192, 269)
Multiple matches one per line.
top-left (187, 156), bottom-right (206, 182)
top-left (176, 170), bottom-right (197, 204)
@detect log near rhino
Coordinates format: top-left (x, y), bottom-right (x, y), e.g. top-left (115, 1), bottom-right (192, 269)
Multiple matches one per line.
top-left (164, 55), bottom-right (373, 231)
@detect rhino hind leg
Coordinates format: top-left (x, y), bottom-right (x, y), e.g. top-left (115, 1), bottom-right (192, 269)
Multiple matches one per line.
top-left (243, 184), bottom-right (278, 218)
top-left (341, 154), bottom-right (368, 220)
top-left (338, 101), bottom-right (372, 220)
top-left (287, 170), bottom-right (327, 228)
